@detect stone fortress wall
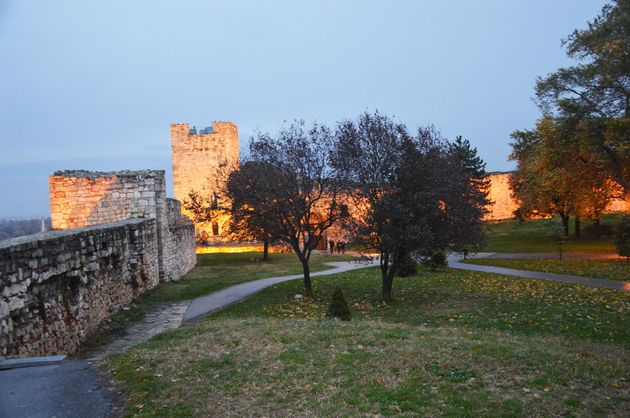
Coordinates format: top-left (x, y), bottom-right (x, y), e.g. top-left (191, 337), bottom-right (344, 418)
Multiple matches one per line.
top-left (169, 121), bottom-right (627, 236)
top-left (1, 170), bottom-right (196, 358)
top-left (171, 122), bottom-right (239, 239)
top-left (485, 173), bottom-right (521, 221)
top-left (485, 172), bottom-right (629, 221)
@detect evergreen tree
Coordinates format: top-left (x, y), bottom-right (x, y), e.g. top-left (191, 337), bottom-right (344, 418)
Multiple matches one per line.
top-left (450, 136), bottom-right (487, 179)
top-left (326, 286), bottom-right (351, 321)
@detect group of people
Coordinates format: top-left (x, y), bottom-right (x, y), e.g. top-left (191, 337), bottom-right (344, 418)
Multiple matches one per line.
top-left (328, 239), bottom-right (346, 255)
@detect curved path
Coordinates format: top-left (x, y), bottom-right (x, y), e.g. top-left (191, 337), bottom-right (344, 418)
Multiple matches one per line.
top-left (448, 253), bottom-right (630, 291)
top-left (183, 259), bottom-right (379, 323)
top-left (89, 259), bottom-right (378, 360)
top-left (462, 251), bottom-right (622, 260)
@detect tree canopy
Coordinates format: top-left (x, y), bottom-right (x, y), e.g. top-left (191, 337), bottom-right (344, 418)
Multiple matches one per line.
top-left (333, 112), bottom-right (488, 299)
top-left (226, 121), bottom-right (346, 293)
top-left (534, 0), bottom-right (630, 196)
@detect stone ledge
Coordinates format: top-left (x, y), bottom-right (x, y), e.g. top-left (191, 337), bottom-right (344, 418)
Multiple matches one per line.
top-left (0, 218), bottom-right (150, 250)
top-left (52, 170), bottom-right (165, 179)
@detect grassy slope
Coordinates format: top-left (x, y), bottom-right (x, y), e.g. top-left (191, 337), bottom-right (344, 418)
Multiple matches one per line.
top-left (107, 264), bottom-right (630, 417)
top-left (79, 252), bottom-right (354, 351)
top-left (464, 258), bottom-right (630, 282)
top-left (482, 213), bottom-right (622, 253)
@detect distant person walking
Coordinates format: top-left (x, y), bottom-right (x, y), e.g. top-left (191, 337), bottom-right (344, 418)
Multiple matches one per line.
top-left (201, 230), bottom-right (209, 247)
top-left (329, 240), bottom-right (335, 255)
top-left (336, 241), bottom-right (342, 254)
top-left (341, 241), bottom-right (346, 254)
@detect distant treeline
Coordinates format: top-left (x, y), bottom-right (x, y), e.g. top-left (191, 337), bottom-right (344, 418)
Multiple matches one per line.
top-left (0, 218), bottom-right (51, 241)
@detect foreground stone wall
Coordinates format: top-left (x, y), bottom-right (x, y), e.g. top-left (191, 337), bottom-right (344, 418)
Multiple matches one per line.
top-left (0, 219), bottom-right (159, 358)
top-left (171, 121), bottom-right (239, 239)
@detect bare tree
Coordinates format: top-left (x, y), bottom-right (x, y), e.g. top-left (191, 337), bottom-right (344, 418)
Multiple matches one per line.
top-left (226, 121), bottom-right (347, 293)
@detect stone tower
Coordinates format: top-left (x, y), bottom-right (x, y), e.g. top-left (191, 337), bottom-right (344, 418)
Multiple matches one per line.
top-left (170, 121), bottom-right (239, 238)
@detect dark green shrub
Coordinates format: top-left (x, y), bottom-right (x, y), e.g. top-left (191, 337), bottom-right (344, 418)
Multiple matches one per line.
top-left (421, 250), bottom-right (448, 271)
top-left (326, 286), bottom-right (351, 321)
top-left (396, 253), bottom-right (418, 277)
top-left (614, 215), bottom-right (630, 262)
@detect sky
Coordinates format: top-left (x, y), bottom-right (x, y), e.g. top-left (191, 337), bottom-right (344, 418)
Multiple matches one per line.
top-left (0, 0), bottom-right (609, 218)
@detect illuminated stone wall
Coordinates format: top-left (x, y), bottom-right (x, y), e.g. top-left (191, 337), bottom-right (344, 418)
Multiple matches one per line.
top-left (49, 170), bottom-right (165, 230)
top-left (48, 170), bottom-right (195, 282)
top-left (171, 122), bottom-right (239, 239)
top-left (485, 173), bottom-right (520, 221)
top-left (484, 172), bottom-right (629, 220)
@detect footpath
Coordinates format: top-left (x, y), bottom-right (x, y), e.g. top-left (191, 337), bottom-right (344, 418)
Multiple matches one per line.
top-left (449, 252), bottom-right (630, 291)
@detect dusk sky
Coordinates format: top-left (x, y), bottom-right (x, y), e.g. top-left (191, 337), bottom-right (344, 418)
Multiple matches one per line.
top-left (0, 0), bottom-right (608, 218)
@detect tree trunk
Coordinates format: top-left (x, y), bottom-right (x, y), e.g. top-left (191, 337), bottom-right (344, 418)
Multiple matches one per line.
top-left (263, 238), bottom-right (269, 261)
top-left (560, 213), bottom-right (570, 237)
top-left (382, 276), bottom-right (393, 300)
top-left (574, 216), bottom-right (581, 239)
top-left (301, 258), bottom-right (312, 294)
top-left (380, 252), bottom-right (394, 300)
top-left (381, 267), bottom-right (394, 300)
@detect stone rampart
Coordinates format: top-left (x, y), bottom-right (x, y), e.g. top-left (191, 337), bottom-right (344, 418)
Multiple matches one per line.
top-left (484, 172), bottom-right (629, 221)
top-left (0, 170), bottom-right (197, 358)
top-left (165, 199), bottom-right (196, 281)
top-left (48, 170), bottom-right (196, 283)
top-left (0, 219), bottom-right (159, 358)
top-left (49, 170), bottom-right (165, 229)
top-left (485, 173), bottom-right (520, 221)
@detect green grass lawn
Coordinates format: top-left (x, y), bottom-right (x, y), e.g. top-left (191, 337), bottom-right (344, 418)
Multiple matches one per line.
top-left (79, 252), bottom-right (354, 352)
top-left (106, 261), bottom-right (630, 417)
top-left (464, 258), bottom-right (630, 282)
top-left (482, 213), bottom-right (623, 253)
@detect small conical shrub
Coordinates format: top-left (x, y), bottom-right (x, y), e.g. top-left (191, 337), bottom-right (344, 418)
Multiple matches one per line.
top-left (326, 286), bottom-right (351, 321)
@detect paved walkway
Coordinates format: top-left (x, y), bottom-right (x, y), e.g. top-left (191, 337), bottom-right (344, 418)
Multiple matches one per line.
top-left (183, 259), bottom-right (378, 323)
top-left (0, 359), bottom-right (120, 417)
top-left (89, 302), bottom-right (189, 361)
top-left (466, 251), bottom-right (622, 260)
top-left (87, 259), bottom-right (378, 361)
top-left (448, 253), bottom-right (630, 291)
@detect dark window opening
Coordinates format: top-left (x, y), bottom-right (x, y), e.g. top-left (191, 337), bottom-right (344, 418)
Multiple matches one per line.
top-left (212, 222), bottom-right (219, 236)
